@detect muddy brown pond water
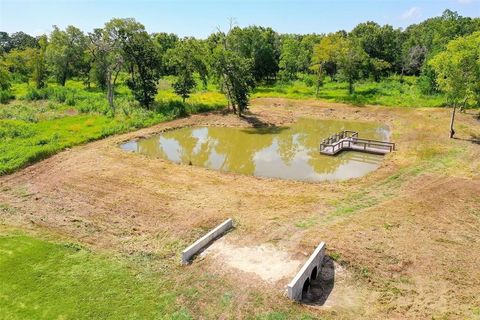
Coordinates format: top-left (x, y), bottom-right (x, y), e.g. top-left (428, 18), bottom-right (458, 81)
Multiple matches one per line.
top-left (121, 118), bottom-right (389, 182)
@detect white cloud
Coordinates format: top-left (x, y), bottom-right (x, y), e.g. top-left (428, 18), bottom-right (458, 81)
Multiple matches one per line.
top-left (456, 0), bottom-right (473, 4)
top-left (400, 7), bottom-right (422, 20)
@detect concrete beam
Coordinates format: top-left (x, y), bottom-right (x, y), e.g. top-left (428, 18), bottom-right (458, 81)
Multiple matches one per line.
top-left (287, 242), bottom-right (326, 301)
top-left (181, 218), bottom-right (233, 265)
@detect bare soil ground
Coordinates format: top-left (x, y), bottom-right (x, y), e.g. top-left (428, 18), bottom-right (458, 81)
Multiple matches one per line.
top-left (1, 98), bottom-right (479, 319)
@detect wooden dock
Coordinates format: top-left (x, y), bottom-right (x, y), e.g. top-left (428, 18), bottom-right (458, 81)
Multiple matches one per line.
top-left (320, 130), bottom-right (395, 156)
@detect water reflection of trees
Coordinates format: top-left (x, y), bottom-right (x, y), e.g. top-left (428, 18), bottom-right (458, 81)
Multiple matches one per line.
top-left (208, 127), bottom-right (275, 174)
top-left (134, 118), bottom-right (388, 181)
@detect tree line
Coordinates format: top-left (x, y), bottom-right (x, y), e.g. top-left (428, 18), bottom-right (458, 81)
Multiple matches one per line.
top-left (1, 9), bottom-right (479, 122)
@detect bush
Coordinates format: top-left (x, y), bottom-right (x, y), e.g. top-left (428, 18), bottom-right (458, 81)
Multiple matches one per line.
top-left (65, 93), bottom-right (76, 106)
top-left (155, 100), bottom-right (187, 118)
top-left (49, 87), bottom-right (78, 105)
top-left (0, 90), bottom-right (14, 104)
top-left (52, 88), bottom-right (67, 103)
top-left (24, 87), bottom-right (49, 101)
top-left (300, 73), bottom-right (315, 87)
top-left (0, 66), bottom-right (11, 91)
top-left (417, 66), bottom-right (439, 95)
top-left (77, 97), bottom-right (109, 114)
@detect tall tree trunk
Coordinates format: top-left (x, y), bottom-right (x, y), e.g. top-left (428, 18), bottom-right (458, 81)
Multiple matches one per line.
top-left (223, 75), bottom-right (235, 113)
top-left (315, 67), bottom-right (321, 98)
top-left (107, 83), bottom-right (115, 114)
top-left (61, 72), bottom-right (67, 86)
top-left (449, 104), bottom-right (457, 139)
top-left (106, 71), bottom-right (115, 115)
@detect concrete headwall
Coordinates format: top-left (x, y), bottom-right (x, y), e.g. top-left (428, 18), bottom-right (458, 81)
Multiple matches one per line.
top-left (181, 218), bottom-right (233, 265)
top-left (287, 242), bottom-right (326, 301)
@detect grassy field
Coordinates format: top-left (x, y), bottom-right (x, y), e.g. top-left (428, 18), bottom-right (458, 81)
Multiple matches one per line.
top-left (0, 227), bottom-right (190, 319)
top-left (253, 76), bottom-right (445, 108)
top-left (0, 225), bottom-right (316, 320)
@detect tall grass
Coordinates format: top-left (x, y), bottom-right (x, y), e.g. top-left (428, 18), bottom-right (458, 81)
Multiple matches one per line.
top-left (253, 75), bottom-right (446, 108)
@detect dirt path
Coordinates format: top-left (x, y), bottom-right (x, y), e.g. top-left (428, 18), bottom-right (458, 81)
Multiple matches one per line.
top-left (1, 99), bottom-right (479, 319)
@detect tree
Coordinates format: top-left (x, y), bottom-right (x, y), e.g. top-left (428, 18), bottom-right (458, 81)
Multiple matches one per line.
top-left (9, 32), bottom-right (38, 51)
top-left (278, 35), bottom-right (310, 80)
top-left (88, 29), bottom-right (109, 91)
top-left (167, 39), bottom-right (208, 102)
top-left (311, 33), bottom-right (344, 96)
top-left (46, 26), bottom-right (87, 86)
top-left (212, 44), bottom-right (254, 116)
top-left (89, 24), bottom-right (125, 113)
top-left (403, 45), bottom-right (427, 75)
top-left (228, 26), bottom-right (280, 81)
top-left (89, 18), bottom-right (160, 110)
top-left (153, 32), bottom-right (179, 75)
top-left (172, 70), bottom-right (196, 103)
top-left (0, 32), bottom-right (12, 54)
top-left (3, 48), bottom-right (34, 82)
top-left (336, 38), bottom-right (368, 94)
top-left (32, 35), bottom-right (48, 89)
top-left (350, 22), bottom-right (403, 77)
top-left (429, 32), bottom-right (480, 138)
top-left (402, 9), bottom-right (480, 74)
top-left (112, 18), bottom-right (160, 108)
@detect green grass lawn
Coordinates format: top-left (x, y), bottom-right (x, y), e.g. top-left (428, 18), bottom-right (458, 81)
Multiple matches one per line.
top-left (0, 229), bottom-right (190, 319)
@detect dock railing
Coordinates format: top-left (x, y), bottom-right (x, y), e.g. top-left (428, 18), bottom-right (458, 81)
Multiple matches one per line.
top-left (349, 137), bottom-right (395, 152)
top-left (320, 130), bottom-right (395, 155)
top-left (319, 131), bottom-right (358, 152)
top-left (319, 131), bottom-right (358, 149)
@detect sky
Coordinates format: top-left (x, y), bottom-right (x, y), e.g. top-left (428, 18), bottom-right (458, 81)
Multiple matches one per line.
top-left (1, 0), bottom-right (479, 38)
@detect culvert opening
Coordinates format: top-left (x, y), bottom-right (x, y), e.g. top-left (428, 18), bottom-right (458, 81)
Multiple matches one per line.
top-left (301, 256), bottom-right (335, 305)
top-left (302, 278), bottom-right (310, 297)
top-left (310, 266), bottom-right (318, 280)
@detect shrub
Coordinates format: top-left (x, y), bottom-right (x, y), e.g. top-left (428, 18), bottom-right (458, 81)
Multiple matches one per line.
top-left (156, 100), bottom-right (187, 118)
top-left (417, 66), bottom-right (439, 95)
top-left (65, 93), bottom-right (76, 106)
top-left (50, 87), bottom-right (67, 103)
top-left (0, 66), bottom-right (11, 91)
top-left (24, 87), bottom-right (49, 101)
top-left (77, 97), bottom-right (109, 114)
top-left (0, 90), bottom-right (14, 104)
top-left (300, 73), bottom-right (315, 87)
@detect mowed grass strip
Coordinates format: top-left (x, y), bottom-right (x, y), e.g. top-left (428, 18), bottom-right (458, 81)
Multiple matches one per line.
top-left (0, 231), bottom-right (190, 319)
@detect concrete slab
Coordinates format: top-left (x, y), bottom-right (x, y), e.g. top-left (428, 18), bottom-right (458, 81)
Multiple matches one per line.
top-left (287, 242), bottom-right (326, 301)
top-left (181, 218), bottom-right (233, 265)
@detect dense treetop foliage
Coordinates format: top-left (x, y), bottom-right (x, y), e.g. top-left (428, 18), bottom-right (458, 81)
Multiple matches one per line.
top-left (0, 10), bottom-right (479, 110)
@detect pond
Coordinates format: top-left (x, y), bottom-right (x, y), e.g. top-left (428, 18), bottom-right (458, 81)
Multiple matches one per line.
top-left (121, 118), bottom-right (390, 182)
